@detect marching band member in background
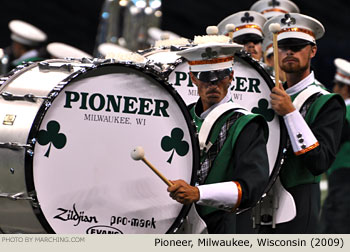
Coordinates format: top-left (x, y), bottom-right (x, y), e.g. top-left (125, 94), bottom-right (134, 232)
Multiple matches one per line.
top-left (253, 0), bottom-right (300, 81)
top-left (217, 10), bottom-right (266, 62)
top-left (320, 58), bottom-right (350, 233)
top-left (250, 0), bottom-right (300, 20)
top-left (261, 13), bottom-right (346, 233)
top-left (167, 35), bottom-right (270, 234)
top-left (3, 20), bottom-right (47, 72)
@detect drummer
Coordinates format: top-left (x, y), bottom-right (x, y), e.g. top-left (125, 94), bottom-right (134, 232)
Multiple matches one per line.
top-left (3, 20), bottom-right (47, 72)
top-left (261, 13), bottom-right (346, 233)
top-left (217, 10), bottom-right (267, 62)
top-left (167, 38), bottom-right (270, 234)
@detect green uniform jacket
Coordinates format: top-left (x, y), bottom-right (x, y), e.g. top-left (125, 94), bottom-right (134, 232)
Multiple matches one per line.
top-left (280, 84), bottom-right (344, 188)
top-left (190, 104), bottom-right (269, 217)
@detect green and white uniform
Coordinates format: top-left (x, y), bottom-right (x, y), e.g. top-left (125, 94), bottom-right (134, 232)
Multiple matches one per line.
top-left (190, 93), bottom-right (269, 234)
top-left (261, 72), bottom-right (345, 233)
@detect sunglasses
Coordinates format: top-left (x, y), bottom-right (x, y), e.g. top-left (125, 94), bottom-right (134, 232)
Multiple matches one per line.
top-left (278, 43), bottom-right (312, 52)
top-left (234, 38), bottom-right (262, 45)
top-left (193, 69), bottom-right (232, 83)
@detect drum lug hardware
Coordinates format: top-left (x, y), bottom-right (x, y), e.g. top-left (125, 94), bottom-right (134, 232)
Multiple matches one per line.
top-left (30, 138), bottom-right (37, 145)
top-left (28, 191), bottom-right (39, 207)
top-left (0, 91), bottom-right (48, 102)
top-left (0, 77), bottom-right (9, 85)
top-left (44, 100), bottom-right (52, 108)
top-left (0, 141), bottom-right (32, 150)
top-left (38, 62), bottom-right (74, 73)
top-left (80, 58), bottom-right (94, 64)
top-left (27, 149), bottom-right (34, 157)
top-left (0, 192), bottom-right (34, 201)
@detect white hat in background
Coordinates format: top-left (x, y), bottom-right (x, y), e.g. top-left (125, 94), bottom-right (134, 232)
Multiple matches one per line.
top-left (250, 0), bottom-right (300, 19)
top-left (334, 58), bottom-right (350, 85)
top-left (217, 11), bottom-right (267, 44)
top-left (263, 13), bottom-right (325, 45)
top-left (47, 42), bottom-right (92, 59)
top-left (9, 20), bottom-right (47, 46)
top-left (176, 42), bottom-right (242, 72)
top-left (98, 42), bottom-right (131, 57)
top-left (148, 27), bottom-right (181, 42)
top-left (262, 37), bottom-right (273, 57)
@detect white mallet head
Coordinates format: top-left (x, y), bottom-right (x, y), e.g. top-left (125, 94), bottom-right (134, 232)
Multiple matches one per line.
top-left (225, 23), bottom-right (235, 33)
top-left (131, 146), bottom-right (145, 160)
top-left (206, 26), bottom-right (219, 35)
top-left (269, 23), bottom-right (281, 34)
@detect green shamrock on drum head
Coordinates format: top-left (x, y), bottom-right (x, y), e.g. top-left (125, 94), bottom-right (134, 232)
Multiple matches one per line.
top-left (161, 128), bottom-right (189, 164)
top-left (252, 98), bottom-right (275, 122)
top-left (37, 120), bottom-right (67, 157)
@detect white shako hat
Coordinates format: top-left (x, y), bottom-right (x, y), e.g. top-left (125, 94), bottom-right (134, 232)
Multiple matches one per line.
top-left (250, 0), bottom-right (300, 19)
top-left (47, 42), bottom-right (92, 59)
top-left (9, 20), bottom-right (47, 46)
top-left (262, 37), bottom-right (273, 57)
top-left (263, 13), bottom-right (325, 45)
top-left (98, 42), bottom-right (131, 56)
top-left (217, 11), bottom-right (267, 43)
top-left (176, 42), bottom-right (242, 72)
top-left (334, 58), bottom-right (350, 85)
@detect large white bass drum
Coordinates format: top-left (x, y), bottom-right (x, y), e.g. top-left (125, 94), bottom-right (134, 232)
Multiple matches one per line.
top-left (0, 59), bottom-right (199, 234)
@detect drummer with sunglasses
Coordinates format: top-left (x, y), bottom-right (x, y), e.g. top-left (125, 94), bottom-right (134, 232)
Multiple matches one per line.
top-left (167, 39), bottom-right (270, 234)
top-left (260, 13), bottom-right (346, 233)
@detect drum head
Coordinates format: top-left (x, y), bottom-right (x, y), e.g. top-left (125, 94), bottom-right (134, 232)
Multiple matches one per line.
top-left (26, 63), bottom-right (199, 233)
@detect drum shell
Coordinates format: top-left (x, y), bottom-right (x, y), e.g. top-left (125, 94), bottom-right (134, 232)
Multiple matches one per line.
top-left (0, 60), bottom-right (90, 233)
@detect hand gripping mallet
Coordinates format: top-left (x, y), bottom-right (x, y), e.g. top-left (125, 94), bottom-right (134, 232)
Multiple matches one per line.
top-left (269, 23), bottom-right (281, 87)
top-left (131, 146), bottom-right (173, 186)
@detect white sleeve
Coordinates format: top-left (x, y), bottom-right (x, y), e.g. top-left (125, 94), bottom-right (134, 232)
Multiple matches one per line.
top-left (196, 181), bottom-right (241, 212)
top-left (283, 109), bottom-right (319, 155)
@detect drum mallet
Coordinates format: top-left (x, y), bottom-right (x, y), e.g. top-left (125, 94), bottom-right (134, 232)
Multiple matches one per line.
top-left (269, 23), bottom-right (281, 88)
top-left (206, 25), bottom-right (219, 36)
top-left (131, 146), bottom-right (173, 186)
top-left (225, 24), bottom-right (235, 40)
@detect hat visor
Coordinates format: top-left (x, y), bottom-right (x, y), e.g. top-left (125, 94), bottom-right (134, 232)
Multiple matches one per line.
top-left (234, 34), bottom-right (263, 45)
top-left (193, 69), bottom-right (232, 82)
top-left (278, 38), bottom-right (314, 47)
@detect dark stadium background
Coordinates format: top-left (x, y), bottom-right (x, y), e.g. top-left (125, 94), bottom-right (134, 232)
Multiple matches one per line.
top-left (0, 0), bottom-right (349, 89)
